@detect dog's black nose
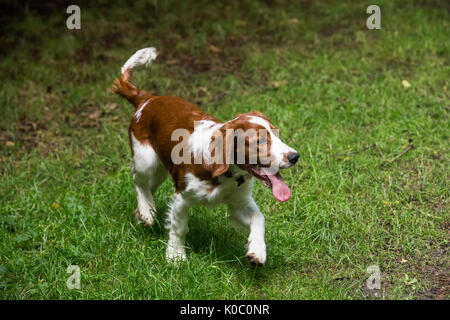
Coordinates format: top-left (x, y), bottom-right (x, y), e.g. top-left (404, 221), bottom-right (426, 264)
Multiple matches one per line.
top-left (287, 152), bottom-right (299, 164)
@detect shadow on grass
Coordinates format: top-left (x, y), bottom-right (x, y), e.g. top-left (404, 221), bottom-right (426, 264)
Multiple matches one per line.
top-left (130, 189), bottom-right (289, 281)
top-left (185, 213), bottom-right (274, 281)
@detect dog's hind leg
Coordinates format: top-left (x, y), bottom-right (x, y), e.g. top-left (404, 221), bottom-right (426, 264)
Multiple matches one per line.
top-left (133, 173), bottom-right (157, 226)
top-left (131, 134), bottom-right (167, 226)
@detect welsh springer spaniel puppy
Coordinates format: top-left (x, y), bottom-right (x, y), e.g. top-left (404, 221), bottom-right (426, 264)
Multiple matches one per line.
top-left (112, 48), bottom-right (299, 266)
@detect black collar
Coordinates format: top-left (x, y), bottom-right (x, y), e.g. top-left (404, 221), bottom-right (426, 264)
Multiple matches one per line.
top-left (224, 170), bottom-right (233, 178)
top-left (236, 176), bottom-right (245, 186)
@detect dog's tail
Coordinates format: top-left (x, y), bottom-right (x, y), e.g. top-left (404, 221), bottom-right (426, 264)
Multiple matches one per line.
top-left (112, 47), bottom-right (157, 108)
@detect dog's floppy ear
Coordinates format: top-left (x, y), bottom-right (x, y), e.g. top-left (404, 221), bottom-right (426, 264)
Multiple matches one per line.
top-left (202, 122), bottom-right (236, 178)
top-left (203, 161), bottom-right (229, 178)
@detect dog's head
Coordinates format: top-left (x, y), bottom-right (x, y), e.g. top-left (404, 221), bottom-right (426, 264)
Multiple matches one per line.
top-left (206, 111), bottom-right (299, 202)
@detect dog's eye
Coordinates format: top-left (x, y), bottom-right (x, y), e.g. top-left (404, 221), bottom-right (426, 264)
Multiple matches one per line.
top-left (258, 137), bottom-right (267, 145)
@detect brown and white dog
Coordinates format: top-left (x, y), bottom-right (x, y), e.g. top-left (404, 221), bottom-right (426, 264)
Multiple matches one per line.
top-left (112, 48), bottom-right (299, 266)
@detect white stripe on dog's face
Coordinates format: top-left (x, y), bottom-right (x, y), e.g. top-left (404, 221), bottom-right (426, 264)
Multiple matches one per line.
top-left (248, 116), bottom-right (297, 170)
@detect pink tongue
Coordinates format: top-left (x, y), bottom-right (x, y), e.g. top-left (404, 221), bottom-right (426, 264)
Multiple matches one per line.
top-left (267, 173), bottom-right (291, 202)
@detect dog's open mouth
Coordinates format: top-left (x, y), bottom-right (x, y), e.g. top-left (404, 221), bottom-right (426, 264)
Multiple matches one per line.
top-left (250, 167), bottom-right (291, 202)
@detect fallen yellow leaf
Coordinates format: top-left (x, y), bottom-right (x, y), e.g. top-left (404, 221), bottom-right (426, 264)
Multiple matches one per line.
top-left (272, 80), bottom-right (288, 88)
top-left (88, 110), bottom-right (103, 120)
top-left (208, 45), bottom-right (221, 53)
top-left (51, 202), bottom-right (61, 210)
top-left (402, 80), bottom-right (411, 88)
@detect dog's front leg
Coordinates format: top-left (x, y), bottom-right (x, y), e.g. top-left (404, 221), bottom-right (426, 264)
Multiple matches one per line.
top-left (229, 198), bottom-right (266, 266)
top-left (166, 194), bottom-right (190, 263)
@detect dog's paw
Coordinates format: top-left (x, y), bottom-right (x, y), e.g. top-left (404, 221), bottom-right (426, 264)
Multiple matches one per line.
top-left (133, 208), bottom-right (154, 227)
top-left (246, 240), bottom-right (266, 267)
top-left (166, 245), bottom-right (187, 264)
top-left (246, 252), bottom-right (265, 267)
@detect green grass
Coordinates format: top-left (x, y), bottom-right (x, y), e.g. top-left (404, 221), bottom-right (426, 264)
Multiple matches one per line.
top-left (0, 0), bottom-right (448, 299)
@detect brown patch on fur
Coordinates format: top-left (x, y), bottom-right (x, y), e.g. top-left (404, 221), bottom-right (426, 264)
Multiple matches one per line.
top-left (236, 111), bottom-right (279, 136)
top-left (215, 113), bottom-right (273, 175)
top-left (130, 95), bottom-right (219, 191)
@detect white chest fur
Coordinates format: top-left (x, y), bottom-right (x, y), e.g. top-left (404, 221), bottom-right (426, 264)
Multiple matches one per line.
top-left (182, 170), bottom-right (253, 206)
